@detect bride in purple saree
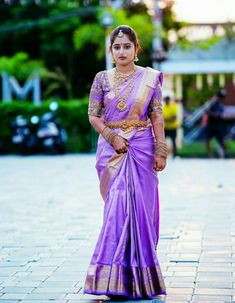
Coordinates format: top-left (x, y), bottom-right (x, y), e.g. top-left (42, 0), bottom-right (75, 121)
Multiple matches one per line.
top-left (84, 25), bottom-right (167, 299)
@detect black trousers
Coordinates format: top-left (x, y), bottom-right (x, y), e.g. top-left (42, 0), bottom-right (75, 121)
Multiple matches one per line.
top-left (165, 128), bottom-right (177, 157)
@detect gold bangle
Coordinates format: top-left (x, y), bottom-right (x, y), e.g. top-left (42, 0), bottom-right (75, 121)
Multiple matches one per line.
top-left (101, 126), bottom-right (118, 145)
top-left (155, 140), bottom-right (168, 159)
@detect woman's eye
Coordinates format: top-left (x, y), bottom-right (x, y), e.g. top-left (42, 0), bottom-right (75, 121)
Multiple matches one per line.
top-left (125, 45), bottom-right (131, 49)
top-left (113, 46), bottom-right (120, 50)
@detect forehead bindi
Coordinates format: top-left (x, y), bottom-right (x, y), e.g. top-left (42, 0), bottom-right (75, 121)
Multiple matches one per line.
top-left (113, 34), bottom-right (134, 46)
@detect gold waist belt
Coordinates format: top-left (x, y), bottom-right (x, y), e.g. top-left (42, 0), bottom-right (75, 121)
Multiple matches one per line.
top-left (105, 120), bottom-right (148, 131)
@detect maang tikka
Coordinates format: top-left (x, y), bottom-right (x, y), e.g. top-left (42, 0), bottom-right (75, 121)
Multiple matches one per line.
top-left (118, 30), bottom-right (124, 38)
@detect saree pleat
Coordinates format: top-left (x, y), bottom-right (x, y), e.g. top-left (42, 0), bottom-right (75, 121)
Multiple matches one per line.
top-left (84, 128), bottom-right (166, 298)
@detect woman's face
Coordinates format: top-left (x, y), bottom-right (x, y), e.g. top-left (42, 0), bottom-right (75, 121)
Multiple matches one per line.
top-left (111, 34), bottom-right (136, 67)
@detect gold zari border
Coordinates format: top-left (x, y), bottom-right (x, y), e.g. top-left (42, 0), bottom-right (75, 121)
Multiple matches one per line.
top-left (105, 119), bottom-right (148, 131)
top-left (84, 263), bottom-right (166, 298)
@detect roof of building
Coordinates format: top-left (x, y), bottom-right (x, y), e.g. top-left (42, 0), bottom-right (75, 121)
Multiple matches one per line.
top-left (160, 37), bottom-right (235, 74)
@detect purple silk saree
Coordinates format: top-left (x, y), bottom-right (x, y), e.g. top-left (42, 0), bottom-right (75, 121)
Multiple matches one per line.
top-left (84, 66), bottom-right (166, 299)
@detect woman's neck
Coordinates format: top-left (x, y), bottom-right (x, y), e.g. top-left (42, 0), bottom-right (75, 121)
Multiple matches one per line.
top-left (115, 63), bottom-right (136, 74)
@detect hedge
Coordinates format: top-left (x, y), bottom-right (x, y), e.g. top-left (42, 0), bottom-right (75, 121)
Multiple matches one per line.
top-left (0, 99), bottom-right (97, 153)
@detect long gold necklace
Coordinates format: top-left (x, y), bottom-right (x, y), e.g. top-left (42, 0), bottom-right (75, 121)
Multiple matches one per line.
top-left (114, 67), bottom-right (137, 112)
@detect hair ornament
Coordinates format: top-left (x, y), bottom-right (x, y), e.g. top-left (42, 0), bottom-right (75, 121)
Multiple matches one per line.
top-left (118, 30), bottom-right (124, 38)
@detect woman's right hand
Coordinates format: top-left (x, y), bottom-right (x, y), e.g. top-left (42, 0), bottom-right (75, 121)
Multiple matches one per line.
top-left (112, 135), bottom-right (129, 154)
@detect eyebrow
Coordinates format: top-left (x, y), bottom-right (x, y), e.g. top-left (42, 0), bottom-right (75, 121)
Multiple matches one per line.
top-left (113, 43), bottom-right (132, 46)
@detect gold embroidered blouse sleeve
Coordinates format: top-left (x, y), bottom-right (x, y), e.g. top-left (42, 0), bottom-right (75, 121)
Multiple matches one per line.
top-left (88, 72), bottom-right (104, 117)
top-left (147, 80), bottom-right (163, 117)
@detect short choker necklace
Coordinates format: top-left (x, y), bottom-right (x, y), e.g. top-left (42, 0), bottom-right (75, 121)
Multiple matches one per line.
top-left (115, 66), bottom-right (137, 79)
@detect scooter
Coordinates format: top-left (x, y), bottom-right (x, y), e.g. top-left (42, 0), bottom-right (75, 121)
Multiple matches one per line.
top-left (11, 115), bottom-right (38, 155)
top-left (36, 102), bottom-right (67, 154)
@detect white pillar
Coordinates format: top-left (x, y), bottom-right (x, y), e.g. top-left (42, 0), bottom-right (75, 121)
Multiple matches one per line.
top-left (163, 74), bottom-right (174, 98)
top-left (196, 74), bottom-right (203, 90)
top-left (175, 75), bottom-right (183, 100)
top-left (207, 74), bottom-right (213, 87)
top-left (219, 74), bottom-right (225, 87)
top-left (232, 74), bottom-right (235, 86)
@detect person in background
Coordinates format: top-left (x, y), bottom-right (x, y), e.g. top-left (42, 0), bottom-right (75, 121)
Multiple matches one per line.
top-left (205, 89), bottom-right (227, 158)
top-left (162, 96), bottom-right (179, 157)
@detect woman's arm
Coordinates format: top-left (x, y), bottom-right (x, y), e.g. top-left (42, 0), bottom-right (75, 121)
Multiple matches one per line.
top-left (150, 112), bottom-right (165, 143)
top-left (150, 112), bottom-right (167, 171)
top-left (89, 115), bottom-right (128, 154)
top-left (89, 115), bottom-right (105, 134)
top-left (88, 72), bottom-right (128, 154)
top-left (147, 72), bottom-right (167, 171)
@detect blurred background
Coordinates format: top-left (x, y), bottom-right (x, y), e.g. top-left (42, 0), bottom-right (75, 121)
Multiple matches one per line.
top-left (0, 0), bottom-right (235, 157)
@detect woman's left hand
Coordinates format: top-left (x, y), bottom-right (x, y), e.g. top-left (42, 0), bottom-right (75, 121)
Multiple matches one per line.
top-left (153, 156), bottom-right (166, 172)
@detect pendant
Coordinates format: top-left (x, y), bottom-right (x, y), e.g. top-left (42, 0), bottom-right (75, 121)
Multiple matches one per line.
top-left (117, 100), bottom-right (127, 111)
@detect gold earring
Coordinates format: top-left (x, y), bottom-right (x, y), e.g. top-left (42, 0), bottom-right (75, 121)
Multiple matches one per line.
top-left (112, 57), bottom-right (116, 64)
top-left (134, 55), bottom-right (139, 62)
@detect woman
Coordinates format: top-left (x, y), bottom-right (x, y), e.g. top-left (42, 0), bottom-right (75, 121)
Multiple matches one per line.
top-left (84, 25), bottom-right (167, 299)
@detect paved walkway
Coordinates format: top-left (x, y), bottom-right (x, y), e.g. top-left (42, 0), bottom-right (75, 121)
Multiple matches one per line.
top-left (0, 155), bottom-right (235, 303)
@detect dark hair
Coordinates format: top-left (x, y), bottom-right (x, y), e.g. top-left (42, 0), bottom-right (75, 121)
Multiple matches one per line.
top-left (216, 88), bottom-right (227, 99)
top-left (164, 96), bottom-right (171, 102)
top-left (110, 25), bottom-right (141, 53)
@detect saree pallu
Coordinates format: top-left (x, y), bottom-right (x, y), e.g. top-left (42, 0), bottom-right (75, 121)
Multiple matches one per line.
top-left (84, 126), bottom-right (166, 299)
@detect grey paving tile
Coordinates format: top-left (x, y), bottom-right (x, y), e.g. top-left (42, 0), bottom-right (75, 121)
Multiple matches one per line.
top-left (163, 294), bottom-right (192, 301)
top-left (23, 292), bottom-right (64, 300)
top-left (196, 272), bottom-right (232, 277)
top-left (195, 282), bottom-right (233, 288)
top-left (194, 287), bottom-right (235, 295)
top-left (192, 295), bottom-right (232, 302)
top-left (0, 300), bottom-right (20, 303)
top-left (197, 266), bottom-right (233, 272)
top-left (0, 287), bottom-right (34, 293)
top-left (166, 288), bottom-right (194, 295)
top-left (165, 276), bottom-right (196, 282)
top-left (38, 281), bottom-right (78, 288)
top-left (32, 287), bottom-right (80, 293)
top-left (0, 293), bottom-right (26, 299)
top-left (166, 282), bottom-right (195, 288)
top-left (21, 301), bottom-right (68, 303)
top-left (14, 281), bottom-right (41, 288)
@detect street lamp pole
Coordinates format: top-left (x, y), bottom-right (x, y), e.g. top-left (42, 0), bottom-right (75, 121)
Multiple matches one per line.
top-left (101, 12), bottom-right (114, 70)
top-left (152, 0), bottom-right (165, 70)
top-left (105, 29), bottom-right (113, 70)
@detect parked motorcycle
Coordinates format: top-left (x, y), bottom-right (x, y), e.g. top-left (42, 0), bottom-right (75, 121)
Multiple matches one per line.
top-left (11, 115), bottom-right (38, 155)
top-left (36, 109), bottom-right (67, 154)
top-left (11, 102), bottom-right (67, 155)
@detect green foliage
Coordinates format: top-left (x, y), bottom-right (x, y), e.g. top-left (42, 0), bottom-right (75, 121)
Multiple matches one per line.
top-left (178, 141), bottom-right (235, 158)
top-left (179, 35), bottom-right (222, 51)
top-left (73, 8), bottom-right (154, 66)
top-left (0, 99), bottom-right (92, 153)
top-left (0, 52), bottom-right (46, 80)
top-left (74, 23), bottom-right (105, 59)
top-left (182, 75), bottom-right (220, 110)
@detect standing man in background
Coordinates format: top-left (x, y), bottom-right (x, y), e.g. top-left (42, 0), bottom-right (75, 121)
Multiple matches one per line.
top-left (163, 96), bottom-right (179, 157)
top-left (205, 89), bottom-right (227, 158)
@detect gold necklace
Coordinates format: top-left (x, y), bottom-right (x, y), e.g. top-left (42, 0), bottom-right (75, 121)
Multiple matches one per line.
top-left (114, 67), bottom-right (137, 112)
top-left (115, 67), bottom-right (136, 81)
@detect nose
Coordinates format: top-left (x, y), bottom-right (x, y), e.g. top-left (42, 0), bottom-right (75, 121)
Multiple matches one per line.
top-left (119, 46), bottom-right (125, 54)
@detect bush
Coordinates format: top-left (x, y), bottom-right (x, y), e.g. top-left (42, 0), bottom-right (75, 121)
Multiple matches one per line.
top-left (0, 99), bottom-right (94, 153)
